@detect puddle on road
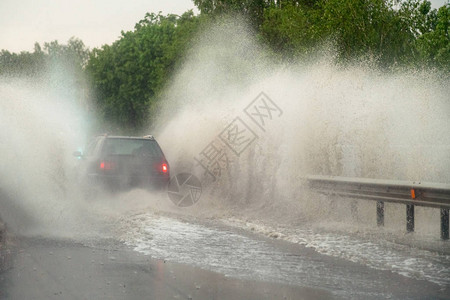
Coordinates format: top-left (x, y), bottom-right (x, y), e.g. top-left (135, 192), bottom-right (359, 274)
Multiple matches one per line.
top-left (120, 213), bottom-right (450, 299)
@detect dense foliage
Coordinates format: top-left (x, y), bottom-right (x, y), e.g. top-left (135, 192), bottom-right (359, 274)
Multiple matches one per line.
top-left (1, 1), bottom-right (448, 131)
top-left (86, 12), bottom-right (203, 130)
top-left (0, 38), bottom-right (89, 78)
top-left (196, 0), bottom-right (449, 68)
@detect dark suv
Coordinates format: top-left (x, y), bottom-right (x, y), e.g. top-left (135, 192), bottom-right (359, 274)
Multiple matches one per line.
top-left (74, 135), bottom-right (169, 192)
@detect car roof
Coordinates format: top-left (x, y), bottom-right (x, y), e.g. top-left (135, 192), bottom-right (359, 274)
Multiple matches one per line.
top-left (99, 135), bottom-right (156, 141)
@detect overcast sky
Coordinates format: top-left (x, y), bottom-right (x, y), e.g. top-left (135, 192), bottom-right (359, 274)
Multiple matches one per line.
top-left (0, 0), bottom-right (197, 52)
top-left (0, 0), bottom-right (446, 53)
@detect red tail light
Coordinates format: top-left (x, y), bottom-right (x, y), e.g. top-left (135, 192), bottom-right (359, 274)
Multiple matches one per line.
top-left (100, 161), bottom-right (115, 170)
top-left (162, 163), bottom-right (168, 173)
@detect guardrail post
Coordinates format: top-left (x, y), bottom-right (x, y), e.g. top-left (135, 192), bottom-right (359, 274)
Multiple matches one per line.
top-left (376, 201), bottom-right (384, 226)
top-left (307, 176), bottom-right (450, 239)
top-left (441, 208), bottom-right (449, 240)
top-left (406, 204), bottom-right (414, 232)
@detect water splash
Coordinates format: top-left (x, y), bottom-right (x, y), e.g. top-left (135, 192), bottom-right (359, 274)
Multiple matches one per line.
top-left (153, 18), bottom-right (450, 230)
top-left (0, 73), bottom-right (91, 236)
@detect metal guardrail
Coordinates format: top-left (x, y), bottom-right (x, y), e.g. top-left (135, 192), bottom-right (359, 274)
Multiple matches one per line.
top-left (307, 175), bottom-right (450, 240)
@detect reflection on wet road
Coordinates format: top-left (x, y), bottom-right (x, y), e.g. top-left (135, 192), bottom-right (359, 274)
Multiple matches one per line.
top-left (121, 214), bottom-right (450, 299)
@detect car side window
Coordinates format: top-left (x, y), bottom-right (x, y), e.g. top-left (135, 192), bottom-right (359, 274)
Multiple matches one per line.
top-left (84, 139), bottom-right (98, 157)
top-left (92, 138), bottom-right (104, 156)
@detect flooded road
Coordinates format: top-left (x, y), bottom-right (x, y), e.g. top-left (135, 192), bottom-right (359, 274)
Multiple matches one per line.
top-left (2, 209), bottom-right (449, 300)
top-left (119, 213), bottom-right (450, 299)
top-left (1, 236), bottom-right (327, 300)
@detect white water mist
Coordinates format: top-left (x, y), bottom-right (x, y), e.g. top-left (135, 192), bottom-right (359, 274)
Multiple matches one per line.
top-left (153, 19), bottom-right (450, 229)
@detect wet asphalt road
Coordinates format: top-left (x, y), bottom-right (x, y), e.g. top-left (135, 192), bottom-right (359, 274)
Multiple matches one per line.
top-left (1, 227), bottom-right (449, 300)
top-left (0, 237), bottom-right (328, 300)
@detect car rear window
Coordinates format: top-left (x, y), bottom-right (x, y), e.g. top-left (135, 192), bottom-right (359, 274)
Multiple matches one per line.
top-left (102, 138), bottom-right (163, 157)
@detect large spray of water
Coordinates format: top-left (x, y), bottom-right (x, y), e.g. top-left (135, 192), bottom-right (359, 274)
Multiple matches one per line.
top-left (0, 72), bottom-right (92, 236)
top-left (0, 18), bottom-right (448, 241)
top-left (153, 19), bottom-right (450, 229)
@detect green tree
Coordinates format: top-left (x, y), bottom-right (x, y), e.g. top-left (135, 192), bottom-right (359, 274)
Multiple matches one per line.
top-left (86, 11), bottom-right (203, 131)
top-left (0, 38), bottom-right (89, 77)
top-left (193, 0), bottom-right (272, 28)
top-left (318, 0), bottom-right (423, 65)
top-left (260, 2), bottom-right (322, 56)
top-left (44, 38), bottom-right (90, 71)
top-left (0, 45), bottom-right (44, 77)
top-left (415, 3), bottom-right (449, 70)
top-left (259, 0), bottom-right (446, 67)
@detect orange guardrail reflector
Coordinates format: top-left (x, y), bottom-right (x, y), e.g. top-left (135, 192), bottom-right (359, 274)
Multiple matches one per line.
top-left (411, 188), bottom-right (416, 199)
